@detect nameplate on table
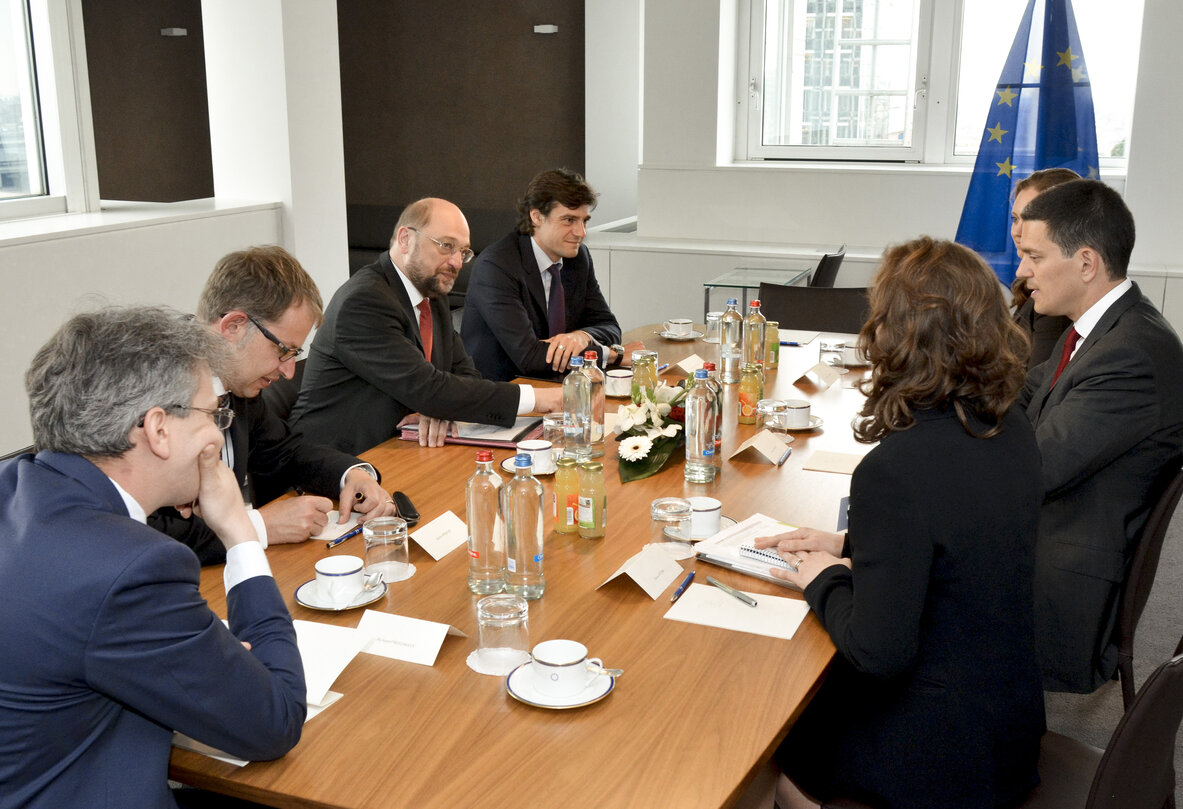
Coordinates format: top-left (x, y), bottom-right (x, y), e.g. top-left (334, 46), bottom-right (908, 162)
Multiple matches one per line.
top-left (357, 609), bottom-right (466, 667)
top-left (597, 544), bottom-right (685, 600)
top-left (796, 362), bottom-right (843, 390)
top-left (411, 510), bottom-right (467, 560)
top-left (676, 353), bottom-right (706, 374)
top-left (728, 429), bottom-right (793, 465)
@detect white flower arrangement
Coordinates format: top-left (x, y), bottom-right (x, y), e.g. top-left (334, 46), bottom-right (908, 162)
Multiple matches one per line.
top-left (613, 382), bottom-right (685, 440)
top-left (618, 435), bottom-right (654, 462)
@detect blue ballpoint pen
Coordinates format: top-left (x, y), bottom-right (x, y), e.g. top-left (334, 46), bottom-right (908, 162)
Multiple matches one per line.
top-left (670, 570), bottom-right (695, 602)
top-left (324, 523), bottom-right (365, 549)
top-left (780, 341), bottom-right (800, 346)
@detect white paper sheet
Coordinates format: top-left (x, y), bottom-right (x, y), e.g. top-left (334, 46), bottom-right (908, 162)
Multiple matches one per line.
top-left (294, 619), bottom-right (368, 706)
top-left (311, 510), bottom-right (363, 541)
top-left (356, 609), bottom-right (467, 667)
top-left (663, 582), bottom-right (809, 640)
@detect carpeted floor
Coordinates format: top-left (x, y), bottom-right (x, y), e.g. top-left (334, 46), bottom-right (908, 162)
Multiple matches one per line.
top-left (1043, 509), bottom-right (1183, 804)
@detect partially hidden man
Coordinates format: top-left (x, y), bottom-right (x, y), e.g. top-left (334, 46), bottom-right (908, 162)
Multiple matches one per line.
top-left (0, 306), bottom-right (306, 808)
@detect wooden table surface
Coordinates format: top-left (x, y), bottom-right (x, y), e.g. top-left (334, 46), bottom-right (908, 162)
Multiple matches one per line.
top-left (169, 326), bottom-right (870, 809)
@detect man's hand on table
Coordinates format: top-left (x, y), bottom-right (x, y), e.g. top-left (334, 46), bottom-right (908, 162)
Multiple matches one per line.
top-left (398, 413), bottom-right (455, 447)
top-left (258, 496), bottom-right (333, 544)
top-left (339, 468), bottom-right (397, 522)
top-left (614, 340), bottom-right (646, 367)
top-left (543, 330), bottom-right (593, 371)
top-left (753, 526), bottom-right (850, 589)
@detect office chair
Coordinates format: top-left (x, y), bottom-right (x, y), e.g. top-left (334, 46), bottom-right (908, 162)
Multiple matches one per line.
top-left (810, 244), bottom-right (846, 288)
top-left (1116, 463), bottom-right (1183, 709)
top-left (821, 634), bottom-right (1183, 809)
top-left (757, 283), bottom-right (870, 335)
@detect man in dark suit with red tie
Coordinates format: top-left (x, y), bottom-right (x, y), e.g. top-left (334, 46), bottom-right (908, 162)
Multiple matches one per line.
top-left (461, 168), bottom-right (642, 382)
top-left (1015, 179), bottom-right (1183, 692)
top-left (291, 198), bottom-right (563, 451)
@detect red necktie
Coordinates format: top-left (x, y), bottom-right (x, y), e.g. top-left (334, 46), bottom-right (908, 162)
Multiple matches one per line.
top-left (417, 299), bottom-right (433, 361)
top-left (1050, 327), bottom-right (1080, 388)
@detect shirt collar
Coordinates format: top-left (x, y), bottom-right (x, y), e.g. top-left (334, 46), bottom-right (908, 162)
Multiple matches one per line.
top-left (530, 237), bottom-right (562, 275)
top-left (107, 477), bottom-right (148, 524)
top-left (1074, 278), bottom-right (1133, 342)
top-left (390, 256), bottom-right (426, 310)
top-left (212, 376), bottom-right (228, 398)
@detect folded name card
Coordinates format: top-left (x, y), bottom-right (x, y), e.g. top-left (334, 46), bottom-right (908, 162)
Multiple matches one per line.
top-left (728, 429), bottom-right (793, 465)
top-left (357, 609), bottom-right (467, 667)
top-left (795, 362), bottom-right (844, 390)
top-left (597, 544), bottom-right (686, 600)
top-left (676, 353), bottom-right (706, 374)
top-left (411, 510), bottom-right (467, 560)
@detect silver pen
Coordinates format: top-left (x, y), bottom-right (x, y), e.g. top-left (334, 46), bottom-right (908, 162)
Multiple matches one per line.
top-left (705, 575), bottom-right (757, 607)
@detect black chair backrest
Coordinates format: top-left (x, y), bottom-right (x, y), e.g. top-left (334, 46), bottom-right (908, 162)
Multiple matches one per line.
top-left (1116, 462), bottom-right (1183, 709)
top-left (757, 283), bottom-right (870, 334)
top-left (810, 244), bottom-right (846, 288)
top-left (1088, 639), bottom-right (1183, 809)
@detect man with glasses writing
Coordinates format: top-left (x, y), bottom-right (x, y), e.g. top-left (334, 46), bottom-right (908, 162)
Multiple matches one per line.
top-left (150, 246), bottom-right (395, 562)
top-left (292, 198), bottom-right (562, 451)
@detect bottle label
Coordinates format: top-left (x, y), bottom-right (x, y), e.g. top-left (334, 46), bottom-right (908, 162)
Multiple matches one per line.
top-left (739, 392), bottom-right (759, 418)
top-left (566, 494), bottom-right (578, 526)
top-left (578, 495), bottom-right (594, 528)
top-left (469, 549), bottom-right (480, 559)
top-left (532, 553), bottom-right (543, 564)
top-left (507, 558), bottom-right (517, 572)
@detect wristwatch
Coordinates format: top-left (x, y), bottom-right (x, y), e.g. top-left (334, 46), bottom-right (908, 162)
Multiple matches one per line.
top-left (609, 344), bottom-right (626, 367)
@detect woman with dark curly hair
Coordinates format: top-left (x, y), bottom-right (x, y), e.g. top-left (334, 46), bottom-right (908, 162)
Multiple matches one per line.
top-left (753, 237), bottom-right (1045, 809)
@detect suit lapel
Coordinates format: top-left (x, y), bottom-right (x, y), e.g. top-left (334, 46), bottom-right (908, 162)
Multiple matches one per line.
top-left (378, 252), bottom-right (426, 358)
top-left (227, 394), bottom-right (251, 497)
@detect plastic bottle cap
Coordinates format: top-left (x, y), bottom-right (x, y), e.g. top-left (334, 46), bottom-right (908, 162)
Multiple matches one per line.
top-left (514, 453), bottom-right (533, 467)
top-left (727, 298), bottom-right (738, 305)
top-left (583, 350), bottom-right (598, 361)
top-left (475, 450), bottom-right (493, 462)
top-left (750, 299), bottom-right (761, 307)
top-left (569, 356), bottom-right (584, 367)
top-left (703, 362), bottom-right (716, 370)
top-left (694, 369), bottom-right (708, 379)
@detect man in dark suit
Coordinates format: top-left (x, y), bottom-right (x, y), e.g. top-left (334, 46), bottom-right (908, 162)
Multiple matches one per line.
top-left (1016, 179), bottom-right (1183, 692)
top-left (150, 246), bottom-right (395, 564)
top-left (461, 168), bottom-right (642, 381)
top-left (0, 306), bottom-right (306, 809)
top-left (291, 198), bottom-right (562, 452)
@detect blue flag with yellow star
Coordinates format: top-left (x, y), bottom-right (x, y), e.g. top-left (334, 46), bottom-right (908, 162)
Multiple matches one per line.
top-left (955, 0), bottom-right (1099, 286)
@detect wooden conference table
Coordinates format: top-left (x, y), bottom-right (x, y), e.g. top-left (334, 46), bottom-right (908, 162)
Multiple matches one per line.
top-left (169, 326), bottom-right (871, 809)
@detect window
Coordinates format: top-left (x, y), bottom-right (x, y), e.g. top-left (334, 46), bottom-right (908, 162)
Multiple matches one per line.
top-left (740, 0), bottom-right (1143, 166)
top-left (0, 0), bottom-right (46, 199)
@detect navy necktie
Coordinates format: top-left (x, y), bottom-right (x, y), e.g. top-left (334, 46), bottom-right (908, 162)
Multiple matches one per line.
top-left (547, 263), bottom-right (566, 337)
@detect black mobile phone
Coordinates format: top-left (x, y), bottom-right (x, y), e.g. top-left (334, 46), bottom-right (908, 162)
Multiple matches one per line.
top-left (391, 490), bottom-right (420, 526)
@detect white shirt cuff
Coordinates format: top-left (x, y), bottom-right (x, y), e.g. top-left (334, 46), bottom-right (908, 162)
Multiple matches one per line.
top-left (517, 385), bottom-right (536, 414)
top-left (338, 463), bottom-right (378, 490)
top-left (223, 540), bottom-right (273, 592)
top-left (246, 507), bottom-right (269, 549)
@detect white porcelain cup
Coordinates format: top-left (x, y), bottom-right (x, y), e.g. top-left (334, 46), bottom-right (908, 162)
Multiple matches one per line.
top-left (663, 318), bottom-right (694, 336)
top-left (784, 399), bottom-right (812, 429)
top-left (688, 496), bottom-right (722, 538)
top-left (516, 439), bottom-right (555, 474)
top-left (842, 344), bottom-right (867, 366)
top-left (531, 639), bottom-right (603, 698)
top-left (606, 368), bottom-right (633, 397)
top-left (315, 555), bottom-right (382, 608)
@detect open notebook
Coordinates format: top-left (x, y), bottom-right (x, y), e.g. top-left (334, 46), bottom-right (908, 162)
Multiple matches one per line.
top-left (398, 417), bottom-right (542, 449)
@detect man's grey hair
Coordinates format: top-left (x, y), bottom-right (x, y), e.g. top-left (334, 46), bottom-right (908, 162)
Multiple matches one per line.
top-left (26, 306), bottom-right (226, 458)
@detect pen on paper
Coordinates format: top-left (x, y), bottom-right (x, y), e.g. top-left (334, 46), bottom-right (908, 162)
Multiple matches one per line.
top-left (325, 523), bottom-right (364, 548)
top-left (780, 341), bottom-right (800, 346)
top-left (706, 576), bottom-right (757, 607)
top-left (657, 362), bottom-right (670, 372)
top-left (670, 570), bottom-right (695, 602)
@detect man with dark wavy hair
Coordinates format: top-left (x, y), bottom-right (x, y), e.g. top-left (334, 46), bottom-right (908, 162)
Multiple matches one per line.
top-left (461, 168), bottom-right (641, 381)
top-left (1016, 179), bottom-right (1183, 692)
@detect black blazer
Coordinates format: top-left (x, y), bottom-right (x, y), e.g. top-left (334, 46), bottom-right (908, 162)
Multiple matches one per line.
top-left (779, 407), bottom-right (1045, 809)
top-left (148, 391), bottom-right (365, 564)
top-left (461, 232), bottom-right (621, 381)
top-left (1019, 283), bottom-right (1183, 691)
top-left (291, 251), bottom-right (521, 455)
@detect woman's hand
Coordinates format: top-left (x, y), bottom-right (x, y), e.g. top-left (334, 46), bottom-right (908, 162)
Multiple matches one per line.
top-left (753, 527), bottom-right (850, 588)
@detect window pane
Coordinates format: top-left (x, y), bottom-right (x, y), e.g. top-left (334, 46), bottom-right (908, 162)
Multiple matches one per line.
top-left (954, 0), bottom-right (1143, 160)
top-left (761, 0), bottom-right (920, 149)
top-left (0, 0), bottom-right (46, 199)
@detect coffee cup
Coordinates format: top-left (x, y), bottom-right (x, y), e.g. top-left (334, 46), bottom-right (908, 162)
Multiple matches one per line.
top-left (315, 554), bottom-right (383, 608)
top-left (516, 439), bottom-right (555, 474)
top-left (531, 639), bottom-right (608, 697)
top-left (663, 318), bottom-right (694, 336)
top-left (784, 399), bottom-right (812, 429)
top-left (688, 496), bottom-right (722, 538)
top-left (606, 368), bottom-right (632, 397)
top-left (842, 344), bottom-right (868, 367)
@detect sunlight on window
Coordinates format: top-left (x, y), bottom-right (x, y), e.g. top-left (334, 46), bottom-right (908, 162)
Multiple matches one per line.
top-left (0, 0), bottom-right (46, 199)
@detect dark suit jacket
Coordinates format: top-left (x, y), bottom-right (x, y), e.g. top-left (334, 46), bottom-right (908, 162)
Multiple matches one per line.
top-left (291, 251), bottom-right (521, 455)
top-left (461, 232), bottom-right (622, 381)
top-left (1014, 296), bottom-right (1073, 369)
top-left (0, 452), bottom-right (306, 809)
top-left (1019, 282), bottom-right (1183, 692)
top-left (148, 391), bottom-right (365, 565)
top-left (779, 408), bottom-right (1044, 809)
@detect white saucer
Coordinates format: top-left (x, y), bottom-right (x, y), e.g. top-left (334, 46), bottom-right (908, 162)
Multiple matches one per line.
top-left (656, 330), bottom-right (704, 341)
top-left (500, 457), bottom-right (555, 476)
top-left (506, 661), bottom-right (615, 709)
top-left (294, 578), bottom-right (387, 611)
top-left (785, 415), bottom-right (824, 432)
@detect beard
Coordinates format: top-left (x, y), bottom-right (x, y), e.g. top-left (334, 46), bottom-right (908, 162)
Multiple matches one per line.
top-left (404, 250), bottom-right (455, 299)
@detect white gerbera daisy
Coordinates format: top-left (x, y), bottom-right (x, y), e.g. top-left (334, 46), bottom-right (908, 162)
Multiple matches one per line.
top-left (619, 435), bottom-right (653, 462)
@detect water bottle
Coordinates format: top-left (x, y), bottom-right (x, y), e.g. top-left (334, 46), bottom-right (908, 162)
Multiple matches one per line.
top-left (702, 361), bottom-right (724, 469)
top-left (562, 355), bottom-right (591, 458)
top-left (502, 453), bottom-right (545, 599)
top-left (466, 450), bottom-right (505, 594)
top-left (685, 369), bottom-right (718, 483)
top-left (743, 299), bottom-right (767, 367)
top-left (581, 350), bottom-right (606, 457)
top-left (720, 298), bottom-right (743, 383)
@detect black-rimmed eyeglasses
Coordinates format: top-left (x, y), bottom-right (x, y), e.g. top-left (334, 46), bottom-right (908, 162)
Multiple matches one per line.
top-left (406, 227), bottom-right (475, 264)
top-left (246, 314), bottom-right (304, 362)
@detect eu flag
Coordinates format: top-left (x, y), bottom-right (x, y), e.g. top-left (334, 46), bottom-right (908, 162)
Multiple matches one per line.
top-left (955, 0), bottom-right (1099, 287)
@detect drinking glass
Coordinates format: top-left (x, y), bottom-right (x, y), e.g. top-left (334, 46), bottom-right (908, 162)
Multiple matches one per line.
top-left (363, 516), bottom-right (414, 583)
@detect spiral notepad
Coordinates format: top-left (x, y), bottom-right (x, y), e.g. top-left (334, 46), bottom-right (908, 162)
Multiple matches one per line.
top-left (738, 544), bottom-right (797, 571)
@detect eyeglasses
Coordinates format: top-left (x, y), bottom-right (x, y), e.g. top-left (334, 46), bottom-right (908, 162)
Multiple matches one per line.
top-left (407, 227), bottom-right (475, 264)
top-left (246, 314), bottom-right (303, 362)
top-left (138, 405), bottom-right (235, 430)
